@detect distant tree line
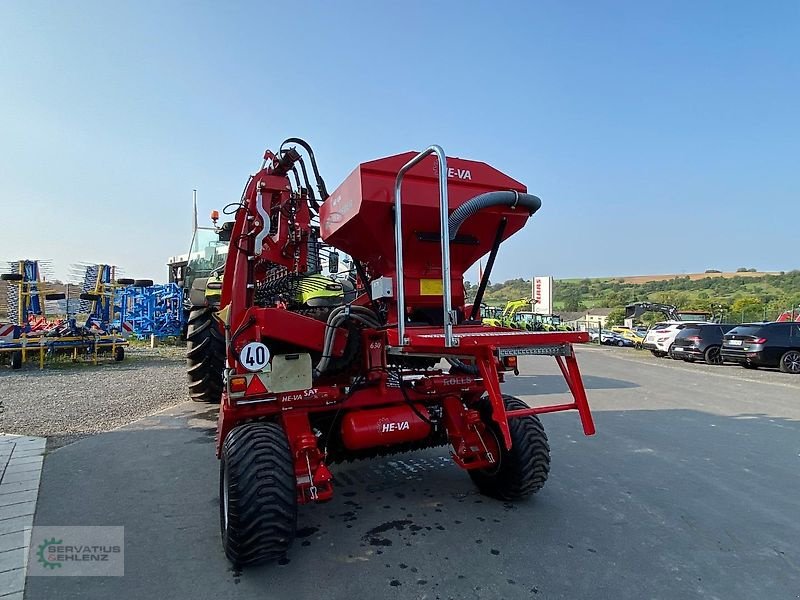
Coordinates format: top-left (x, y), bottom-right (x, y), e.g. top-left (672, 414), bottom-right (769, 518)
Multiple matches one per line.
top-left (467, 271), bottom-right (800, 323)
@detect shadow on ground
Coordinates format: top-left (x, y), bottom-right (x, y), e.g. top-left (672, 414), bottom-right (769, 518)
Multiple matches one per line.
top-left (506, 374), bottom-right (639, 395)
top-left (26, 403), bottom-right (800, 600)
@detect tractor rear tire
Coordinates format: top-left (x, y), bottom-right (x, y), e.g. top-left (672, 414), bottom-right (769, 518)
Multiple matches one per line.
top-left (116, 278), bottom-right (135, 286)
top-left (79, 293), bottom-right (102, 302)
top-left (10, 352), bottom-right (22, 370)
top-left (186, 306), bottom-right (225, 403)
top-left (114, 346), bottom-right (125, 362)
top-left (220, 422), bottom-right (297, 567)
top-left (133, 279), bottom-right (154, 287)
top-left (45, 293), bottom-right (66, 301)
top-left (1, 274), bottom-right (23, 281)
top-left (469, 395), bottom-right (550, 501)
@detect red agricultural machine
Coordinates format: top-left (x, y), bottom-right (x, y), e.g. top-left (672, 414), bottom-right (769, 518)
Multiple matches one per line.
top-left (196, 139), bottom-right (595, 566)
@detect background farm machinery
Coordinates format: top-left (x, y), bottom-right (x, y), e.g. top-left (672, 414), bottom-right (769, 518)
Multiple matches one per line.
top-left (481, 298), bottom-right (573, 331)
top-left (190, 139), bottom-right (595, 567)
top-left (0, 261), bottom-right (129, 369)
top-left (114, 281), bottom-right (186, 339)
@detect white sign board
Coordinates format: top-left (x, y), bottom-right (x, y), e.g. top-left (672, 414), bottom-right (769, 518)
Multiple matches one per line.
top-left (532, 276), bottom-right (554, 315)
top-left (239, 342), bottom-right (270, 372)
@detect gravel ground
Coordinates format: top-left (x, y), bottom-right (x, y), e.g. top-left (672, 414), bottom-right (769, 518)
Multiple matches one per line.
top-left (0, 346), bottom-right (191, 449)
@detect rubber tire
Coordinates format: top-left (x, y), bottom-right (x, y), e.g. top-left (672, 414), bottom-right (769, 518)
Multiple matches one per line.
top-left (779, 350), bottom-right (800, 374)
top-left (186, 306), bottom-right (225, 403)
top-left (651, 350), bottom-right (666, 358)
top-left (45, 293), bottom-right (66, 300)
top-left (116, 278), bottom-right (135, 285)
top-left (133, 279), bottom-right (154, 287)
top-left (114, 346), bottom-right (125, 362)
top-left (704, 345), bottom-right (722, 365)
top-left (742, 363), bottom-right (758, 369)
top-left (10, 351), bottom-right (22, 370)
top-left (468, 395), bottom-right (550, 501)
top-left (220, 422), bottom-right (297, 567)
top-left (1, 274), bottom-right (23, 281)
top-left (79, 293), bottom-right (101, 302)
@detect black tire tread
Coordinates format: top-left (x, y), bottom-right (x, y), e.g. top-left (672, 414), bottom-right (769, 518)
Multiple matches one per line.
top-left (221, 423), bottom-right (297, 566)
top-left (186, 306), bottom-right (225, 403)
top-left (469, 395), bottom-right (550, 501)
top-left (704, 345), bottom-right (722, 365)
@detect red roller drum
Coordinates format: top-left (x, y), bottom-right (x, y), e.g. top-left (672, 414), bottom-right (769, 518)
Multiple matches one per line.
top-left (341, 405), bottom-right (431, 450)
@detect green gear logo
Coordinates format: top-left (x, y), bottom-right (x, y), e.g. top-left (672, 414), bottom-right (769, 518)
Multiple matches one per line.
top-left (36, 538), bottom-right (63, 569)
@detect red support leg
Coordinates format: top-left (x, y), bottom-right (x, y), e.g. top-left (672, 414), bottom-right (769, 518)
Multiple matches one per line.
top-left (563, 353), bottom-right (596, 436)
top-left (476, 348), bottom-right (512, 449)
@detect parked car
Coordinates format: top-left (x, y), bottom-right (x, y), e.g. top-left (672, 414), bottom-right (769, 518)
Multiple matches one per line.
top-left (610, 326), bottom-right (646, 346)
top-left (601, 332), bottom-right (635, 347)
top-left (642, 321), bottom-right (709, 357)
top-left (721, 322), bottom-right (800, 373)
top-left (670, 323), bottom-right (737, 364)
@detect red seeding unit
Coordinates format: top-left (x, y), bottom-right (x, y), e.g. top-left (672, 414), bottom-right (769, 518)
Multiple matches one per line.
top-left (189, 140), bottom-right (595, 566)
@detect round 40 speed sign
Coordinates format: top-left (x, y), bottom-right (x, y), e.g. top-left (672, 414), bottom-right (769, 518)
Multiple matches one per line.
top-left (239, 342), bottom-right (270, 372)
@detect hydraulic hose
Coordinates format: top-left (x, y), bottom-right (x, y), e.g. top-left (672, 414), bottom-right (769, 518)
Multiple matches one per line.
top-left (314, 306), bottom-right (382, 378)
top-left (448, 191), bottom-right (541, 240)
top-left (280, 137), bottom-right (329, 200)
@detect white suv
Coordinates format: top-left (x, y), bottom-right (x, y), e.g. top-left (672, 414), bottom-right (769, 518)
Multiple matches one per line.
top-left (642, 321), bottom-right (708, 357)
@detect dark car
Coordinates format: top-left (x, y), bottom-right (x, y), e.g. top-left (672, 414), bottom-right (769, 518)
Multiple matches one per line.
top-left (600, 332), bottom-right (635, 347)
top-left (670, 323), bottom-right (737, 364)
top-left (721, 322), bottom-right (800, 373)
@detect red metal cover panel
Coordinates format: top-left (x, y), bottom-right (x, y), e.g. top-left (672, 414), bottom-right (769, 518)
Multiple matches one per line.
top-left (320, 151), bottom-right (530, 280)
top-left (386, 325), bottom-right (589, 351)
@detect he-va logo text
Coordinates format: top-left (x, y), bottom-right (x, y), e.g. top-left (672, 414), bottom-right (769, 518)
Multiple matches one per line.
top-left (447, 167), bottom-right (472, 180)
top-left (381, 421), bottom-right (410, 433)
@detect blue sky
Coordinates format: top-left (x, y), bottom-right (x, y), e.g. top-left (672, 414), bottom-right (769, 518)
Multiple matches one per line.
top-left (1, 1), bottom-right (798, 284)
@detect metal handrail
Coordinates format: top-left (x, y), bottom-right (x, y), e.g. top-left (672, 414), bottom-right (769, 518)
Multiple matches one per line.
top-left (393, 145), bottom-right (457, 347)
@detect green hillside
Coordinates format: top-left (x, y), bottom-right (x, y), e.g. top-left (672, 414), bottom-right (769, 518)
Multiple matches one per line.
top-left (466, 271), bottom-right (800, 323)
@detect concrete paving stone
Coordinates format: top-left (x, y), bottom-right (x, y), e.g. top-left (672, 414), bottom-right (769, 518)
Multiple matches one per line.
top-left (0, 549), bottom-right (25, 574)
top-left (2, 457), bottom-right (43, 468)
top-left (0, 568), bottom-right (23, 596)
top-left (2, 436), bottom-right (43, 445)
top-left (0, 532), bottom-right (24, 554)
top-left (0, 518), bottom-right (31, 537)
top-left (2, 462), bottom-right (43, 478)
top-left (0, 472), bottom-right (39, 486)
top-left (0, 481), bottom-right (39, 496)
top-left (5, 451), bottom-right (43, 461)
top-left (0, 503), bottom-right (34, 522)
top-left (0, 491), bottom-right (37, 506)
top-left (0, 592), bottom-right (23, 600)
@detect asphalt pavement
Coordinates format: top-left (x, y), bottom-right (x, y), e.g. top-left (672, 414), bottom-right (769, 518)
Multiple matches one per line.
top-left (25, 348), bottom-right (800, 599)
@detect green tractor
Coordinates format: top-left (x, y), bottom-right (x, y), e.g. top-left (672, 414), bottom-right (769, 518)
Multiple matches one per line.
top-left (482, 298), bottom-right (534, 329)
top-left (168, 209), bottom-right (230, 403)
top-left (169, 204), bottom-right (352, 404)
